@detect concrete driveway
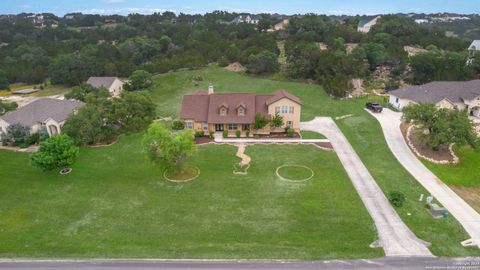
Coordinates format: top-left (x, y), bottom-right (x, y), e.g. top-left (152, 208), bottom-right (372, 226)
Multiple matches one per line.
top-left (368, 108), bottom-right (480, 248)
top-left (301, 118), bottom-right (432, 257)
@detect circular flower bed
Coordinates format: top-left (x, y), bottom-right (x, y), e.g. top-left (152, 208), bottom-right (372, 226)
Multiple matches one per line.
top-left (163, 166), bottom-right (200, 183)
top-left (276, 164), bottom-right (314, 183)
top-left (59, 168), bottom-right (72, 175)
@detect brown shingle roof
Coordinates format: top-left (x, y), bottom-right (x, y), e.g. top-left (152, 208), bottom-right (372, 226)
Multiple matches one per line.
top-left (266, 90), bottom-right (303, 105)
top-left (390, 80), bottom-right (480, 104)
top-left (180, 90), bottom-right (300, 124)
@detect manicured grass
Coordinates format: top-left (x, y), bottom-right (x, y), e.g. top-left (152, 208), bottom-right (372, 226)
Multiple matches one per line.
top-left (277, 165), bottom-right (313, 181)
top-left (300, 131), bottom-right (326, 139)
top-left (148, 67), bottom-right (479, 257)
top-left (0, 136), bottom-right (381, 259)
top-left (423, 146), bottom-right (480, 186)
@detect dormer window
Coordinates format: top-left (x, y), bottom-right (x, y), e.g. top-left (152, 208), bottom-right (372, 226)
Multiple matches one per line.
top-left (238, 107), bottom-right (245, 116)
top-left (220, 107), bottom-right (227, 116)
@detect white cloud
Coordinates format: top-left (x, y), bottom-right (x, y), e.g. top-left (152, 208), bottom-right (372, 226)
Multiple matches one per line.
top-left (19, 4), bottom-right (32, 9)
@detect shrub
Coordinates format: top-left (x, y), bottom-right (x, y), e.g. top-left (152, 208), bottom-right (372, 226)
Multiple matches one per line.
top-left (389, 191), bottom-right (406, 207)
top-left (30, 135), bottom-right (80, 171)
top-left (246, 131), bottom-right (250, 137)
top-left (209, 131), bottom-right (214, 138)
top-left (287, 128), bottom-right (295, 138)
top-left (223, 130), bottom-right (228, 138)
top-left (254, 134), bottom-right (260, 139)
top-left (3, 123), bottom-right (30, 146)
top-left (236, 130), bottom-right (241, 138)
top-left (194, 131), bottom-right (205, 138)
top-left (171, 120), bottom-right (185, 130)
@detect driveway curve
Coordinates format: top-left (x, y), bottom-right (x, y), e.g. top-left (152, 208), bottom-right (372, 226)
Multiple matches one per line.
top-left (301, 117), bottom-right (432, 257)
top-left (369, 108), bottom-right (480, 248)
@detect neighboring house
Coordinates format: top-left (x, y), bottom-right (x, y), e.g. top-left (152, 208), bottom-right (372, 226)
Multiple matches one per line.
top-left (0, 98), bottom-right (85, 137)
top-left (231, 15), bottom-right (261, 25)
top-left (269, 19), bottom-right (289, 31)
top-left (86, 77), bottom-right (124, 97)
top-left (388, 80), bottom-right (480, 117)
top-left (180, 85), bottom-right (302, 135)
top-left (357, 16), bottom-right (381, 33)
top-left (414, 19), bottom-right (429, 24)
top-left (467, 40), bottom-right (480, 65)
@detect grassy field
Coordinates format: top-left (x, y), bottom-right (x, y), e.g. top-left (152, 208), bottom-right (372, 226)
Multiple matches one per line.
top-left (300, 131), bottom-right (326, 139)
top-left (0, 136), bottom-right (381, 259)
top-left (148, 67), bottom-right (480, 257)
top-left (1, 66), bottom-right (479, 258)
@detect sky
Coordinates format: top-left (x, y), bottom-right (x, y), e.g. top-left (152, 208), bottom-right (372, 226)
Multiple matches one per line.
top-left (2, 0), bottom-right (480, 16)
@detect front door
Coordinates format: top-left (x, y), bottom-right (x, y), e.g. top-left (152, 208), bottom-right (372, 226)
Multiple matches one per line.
top-left (215, 124), bottom-right (224, 131)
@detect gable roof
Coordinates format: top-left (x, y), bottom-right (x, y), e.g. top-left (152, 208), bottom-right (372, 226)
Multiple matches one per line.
top-left (389, 80), bottom-right (480, 104)
top-left (469, 40), bottom-right (480, 51)
top-left (358, 16), bottom-right (380, 28)
top-left (266, 90), bottom-right (302, 105)
top-left (180, 90), bottom-right (301, 124)
top-left (86, 77), bottom-right (120, 89)
top-left (0, 98), bottom-right (85, 127)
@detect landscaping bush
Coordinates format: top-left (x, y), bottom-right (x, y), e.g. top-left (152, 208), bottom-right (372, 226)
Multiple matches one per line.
top-left (388, 191), bottom-right (406, 207)
top-left (246, 131), bottom-right (250, 137)
top-left (223, 130), bottom-right (228, 138)
top-left (236, 130), bottom-right (241, 138)
top-left (287, 128), bottom-right (295, 138)
top-left (3, 123), bottom-right (30, 146)
top-left (254, 134), bottom-right (260, 139)
top-left (171, 120), bottom-right (185, 130)
top-left (30, 135), bottom-right (80, 171)
top-left (208, 131), bottom-right (214, 138)
top-left (194, 131), bottom-right (205, 138)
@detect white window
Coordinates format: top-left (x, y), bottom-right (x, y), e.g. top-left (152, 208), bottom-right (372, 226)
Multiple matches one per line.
top-left (203, 123), bottom-right (208, 130)
top-left (289, 106), bottom-right (294, 114)
top-left (238, 107), bottom-right (245, 116)
top-left (187, 122), bottom-right (193, 129)
top-left (275, 106), bottom-right (280, 113)
top-left (220, 107), bottom-right (227, 116)
top-left (287, 121), bottom-right (293, 128)
top-left (242, 124), bottom-right (250, 130)
top-left (228, 124), bottom-right (237, 130)
top-left (281, 105), bottom-right (288, 114)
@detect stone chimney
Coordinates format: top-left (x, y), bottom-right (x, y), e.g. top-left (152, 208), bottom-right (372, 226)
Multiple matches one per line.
top-left (208, 83), bottom-right (214, 95)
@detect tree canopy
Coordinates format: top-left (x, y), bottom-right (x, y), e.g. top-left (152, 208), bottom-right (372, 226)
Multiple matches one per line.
top-left (30, 134), bottom-right (80, 171)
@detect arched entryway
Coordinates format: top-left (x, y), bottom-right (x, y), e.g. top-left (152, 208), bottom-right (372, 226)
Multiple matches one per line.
top-left (48, 124), bottom-right (59, 136)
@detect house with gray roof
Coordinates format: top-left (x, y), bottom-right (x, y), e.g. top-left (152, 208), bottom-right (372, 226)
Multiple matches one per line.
top-left (0, 98), bottom-right (84, 137)
top-left (388, 80), bottom-right (480, 117)
top-left (357, 16), bottom-right (381, 33)
top-left (467, 40), bottom-right (480, 65)
top-left (86, 77), bottom-right (124, 97)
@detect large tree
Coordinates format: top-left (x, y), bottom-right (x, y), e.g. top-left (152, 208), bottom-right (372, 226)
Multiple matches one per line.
top-left (403, 103), bottom-right (478, 150)
top-left (143, 122), bottom-right (196, 168)
top-left (246, 50), bottom-right (280, 74)
top-left (30, 135), bottom-right (80, 171)
top-left (109, 92), bottom-right (156, 133)
top-left (65, 82), bottom-right (110, 102)
top-left (124, 70), bottom-right (153, 91)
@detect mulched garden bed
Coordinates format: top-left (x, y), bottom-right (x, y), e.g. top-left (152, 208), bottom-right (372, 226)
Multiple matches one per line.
top-left (400, 122), bottom-right (455, 162)
top-left (256, 132), bottom-right (301, 139)
top-left (87, 135), bottom-right (119, 148)
top-left (314, 142), bottom-right (333, 150)
top-left (195, 136), bottom-right (215, 145)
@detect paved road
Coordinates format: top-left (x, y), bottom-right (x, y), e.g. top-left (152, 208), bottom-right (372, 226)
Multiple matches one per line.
top-left (301, 117), bottom-right (432, 257)
top-left (1, 257), bottom-right (480, 270)
top-left (368, 108), bottom-right (480, 248)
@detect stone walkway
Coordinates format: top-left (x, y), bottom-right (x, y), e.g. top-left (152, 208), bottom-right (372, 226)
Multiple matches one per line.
top-left (301, 117), bottom-right (433, 257)
top-left (369, 108), bottom-right (480, 248)
top-left (235, 144), bottom-right (251, 167)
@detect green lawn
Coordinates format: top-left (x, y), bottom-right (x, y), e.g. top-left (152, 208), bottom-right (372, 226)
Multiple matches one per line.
top-left (423, 146), bottom-right (480, 186)
top-left (148, 67), bottom-right (479, 257)
top-left (0, 136), bottom-right (381, 259)
top-left (1, 66), bottom-right (479, 258)
top-left (300, 131), bottom-right (326, 139)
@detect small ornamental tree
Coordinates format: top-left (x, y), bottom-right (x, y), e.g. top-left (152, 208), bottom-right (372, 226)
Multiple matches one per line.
top-left (271, 112), bottom-right (284, 129)
top-left (254, 112), bottom-right (269, 132)
top-left (143, 122), bottom-right (196, 170)
top-left (3, 123), bottom-right (30, 146)
top-left (30, 135), bottom-right (80, 171)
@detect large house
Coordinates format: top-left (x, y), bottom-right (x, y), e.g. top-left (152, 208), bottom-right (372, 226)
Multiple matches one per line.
top-left (231, 15), bottom-right (261, 25)
top-left (0, 98), bottom-right (84, 137)
top-left (180, 85), bottom-right (302, 135)
top-left (357, 16), bottom-right (381, 33)
top-left (388, 80), bottom-right (480, 117)
top-left (86, 77), bottom-right (124, 97)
